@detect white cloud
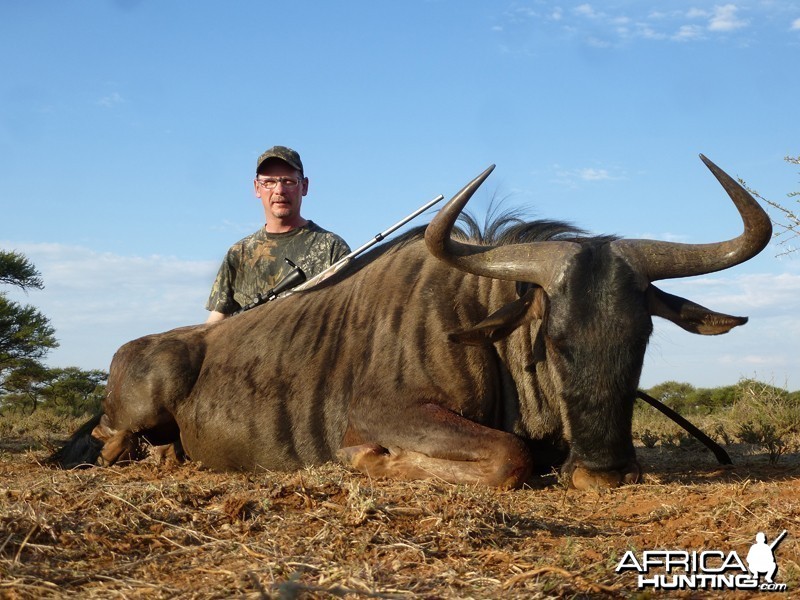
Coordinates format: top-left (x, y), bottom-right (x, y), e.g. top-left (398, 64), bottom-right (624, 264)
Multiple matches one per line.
top-left (686, 8), bottom-right (709, 20)
top-left (792, 17), bottom-right (800, 30)
top-left (97, 92), bottom-right (124, 108)
top-left (637, 24), bottom-right (667, 40)
top-left (551, 164), bottom-right (625, 185)
top-left (708, 4), bottom-right (748, 32)
top-left (495, 1), bottom-right (764, 48)
top-left (717, 353), bottom-right (786, 366)
top-left (503, 6), bottom-right (538, 23)
top-left (673, 24), bottom-right (705, 41)
top-left (643, 271), bottom-right (800, 389)
top-left (574, 4), bottom-right (600, 19)
top-left (670, 272), bottom-right (800, 314)
top-left (578, 167), bottom-right (616, 181)
top-left (3, 241), bottom-right (216, 370)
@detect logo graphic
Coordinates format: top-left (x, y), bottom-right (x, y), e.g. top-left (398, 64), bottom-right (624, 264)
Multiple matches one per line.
top-left (746, 531), bottom-right (786, 584)
top-left (616, 530), bottom-right (789, 592)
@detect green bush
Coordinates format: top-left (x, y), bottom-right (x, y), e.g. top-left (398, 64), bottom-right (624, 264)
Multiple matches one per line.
top-left (635, 378), bottom-right (798, 461)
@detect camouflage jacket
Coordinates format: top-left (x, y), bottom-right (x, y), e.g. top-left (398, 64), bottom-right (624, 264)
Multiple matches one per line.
top-left (205, 221), bottom-right (351, 314)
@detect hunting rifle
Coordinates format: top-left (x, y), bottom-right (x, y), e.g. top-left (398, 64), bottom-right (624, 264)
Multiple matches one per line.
top-left (236, 193), bottom-right (446, 313)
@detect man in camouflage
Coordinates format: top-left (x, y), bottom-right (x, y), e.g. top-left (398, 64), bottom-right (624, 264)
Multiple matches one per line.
top-left (205, 146), bottom-right (350, 322)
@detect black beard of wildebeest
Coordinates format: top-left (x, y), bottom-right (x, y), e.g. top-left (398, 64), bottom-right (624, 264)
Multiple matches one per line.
top-left (50, 155), bottom-right (772, 490)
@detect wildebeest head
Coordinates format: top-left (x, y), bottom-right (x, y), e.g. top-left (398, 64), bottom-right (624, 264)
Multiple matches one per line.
top-left (425, 155), bottom-right (772, 489)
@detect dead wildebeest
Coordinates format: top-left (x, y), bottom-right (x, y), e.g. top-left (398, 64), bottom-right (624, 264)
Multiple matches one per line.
top-left (51, 155), bottom-right (771, 490)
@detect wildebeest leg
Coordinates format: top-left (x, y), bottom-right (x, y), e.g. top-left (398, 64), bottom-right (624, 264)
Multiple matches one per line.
top-left (338, 403), bottom-right (532, 488)
top-left (48, 327), bottom-right (205, 470)
top-left (92, 414), bottom-right (142, 466)
top-left (89, 417), bottom-right (183, 467)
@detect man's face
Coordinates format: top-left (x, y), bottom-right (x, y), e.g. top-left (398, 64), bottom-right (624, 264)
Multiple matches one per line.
top-left (254, 160), bottom-right (308, 223)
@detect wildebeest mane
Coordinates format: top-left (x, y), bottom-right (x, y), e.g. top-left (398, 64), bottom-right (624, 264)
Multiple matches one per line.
top-left (455, 209), bottom-right (619, 245)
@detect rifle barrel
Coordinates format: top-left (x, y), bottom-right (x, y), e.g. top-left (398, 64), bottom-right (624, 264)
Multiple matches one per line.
top-left (347, 194), bottom-right (445, 257)
top-left (293, 193), bottom-right (444, 292)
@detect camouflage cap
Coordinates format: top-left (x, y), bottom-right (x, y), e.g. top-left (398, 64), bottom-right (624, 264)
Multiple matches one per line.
top-left (256, 146), bottom-right (304, 175)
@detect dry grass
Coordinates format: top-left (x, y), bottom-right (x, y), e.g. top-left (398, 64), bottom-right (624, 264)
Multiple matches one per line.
top-left (1, 431), bottom-right (799, 599)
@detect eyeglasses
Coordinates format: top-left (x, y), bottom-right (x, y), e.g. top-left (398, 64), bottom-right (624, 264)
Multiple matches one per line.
top-left (256, 176), bottom-right (302, 189)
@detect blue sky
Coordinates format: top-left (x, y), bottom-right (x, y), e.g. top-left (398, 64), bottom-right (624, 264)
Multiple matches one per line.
top-left (2, 1), bottom-right (798, 389)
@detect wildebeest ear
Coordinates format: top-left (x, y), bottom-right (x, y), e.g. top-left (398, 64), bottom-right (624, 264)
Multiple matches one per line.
top-left (646, 285), bottom-right (748, 335)
top-left (449, 288), bottom-right (547, 345)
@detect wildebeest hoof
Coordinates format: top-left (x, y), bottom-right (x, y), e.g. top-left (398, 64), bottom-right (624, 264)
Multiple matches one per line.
top-left (570, 463), bottom-right (641, 490)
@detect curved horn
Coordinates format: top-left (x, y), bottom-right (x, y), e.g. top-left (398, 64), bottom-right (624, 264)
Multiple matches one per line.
top-left (612, 154), bottom-right (773, 282)
top-left (425, 166), bottom-right (578, 289)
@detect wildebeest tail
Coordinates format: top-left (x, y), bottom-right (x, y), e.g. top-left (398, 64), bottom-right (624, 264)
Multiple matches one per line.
top-left (47, 413), bottom-right (104, 469)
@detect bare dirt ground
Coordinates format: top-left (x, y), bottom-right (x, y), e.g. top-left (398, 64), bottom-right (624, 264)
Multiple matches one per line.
top-left (1, 437), bottom-right (798, 599)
